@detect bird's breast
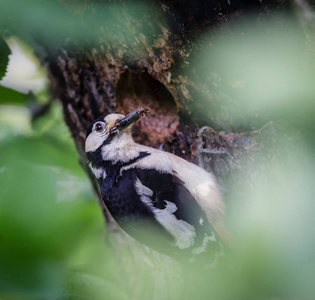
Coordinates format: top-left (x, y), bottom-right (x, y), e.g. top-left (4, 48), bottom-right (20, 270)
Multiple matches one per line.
top-left (99, 168), bottom-right (150, 219)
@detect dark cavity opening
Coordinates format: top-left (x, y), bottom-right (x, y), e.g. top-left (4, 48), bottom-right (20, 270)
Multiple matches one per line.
top-left (116, 70), bottom-right (178, 148)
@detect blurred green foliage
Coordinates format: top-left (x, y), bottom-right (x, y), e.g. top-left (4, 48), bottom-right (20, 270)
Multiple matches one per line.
top-left (0, 86), bottom-right (26, 106)
top-left (192, 15), bottom-right (315, 300)
top-left (0, 1), bottom-right (315, 300)
top-left (0, 0), bottom-right (162, 50)
top-left (0, 37), bottom-right (11, 80)
top-left (0, 102), bottom-right (127, 299)
top-left (192, 16), bottom-right (315, 132)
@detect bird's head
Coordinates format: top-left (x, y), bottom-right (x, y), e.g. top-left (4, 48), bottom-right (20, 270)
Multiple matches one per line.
top-left (85, 108), bottom-right (146, 154)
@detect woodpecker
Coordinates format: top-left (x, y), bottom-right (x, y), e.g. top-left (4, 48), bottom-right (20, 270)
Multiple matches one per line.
top-left (85, 107), bottom-right (225, 268)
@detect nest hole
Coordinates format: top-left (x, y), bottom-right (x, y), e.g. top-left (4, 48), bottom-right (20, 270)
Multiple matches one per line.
top-left (116, 70), bottom-right (178, 147)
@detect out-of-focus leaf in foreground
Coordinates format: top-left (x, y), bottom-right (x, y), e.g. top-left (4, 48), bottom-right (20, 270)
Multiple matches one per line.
top-left (0, 104), bottom-right (125, 299)
top-left (193, 16), bottom-right (315, 131)
top-left (1, 5), bottom-right (315, 299)
top-left (188, 14), bottom-right (315, 300)
top-left (0, 0), bottom-right (162, 49)
top-left (0, 36), bottom-right (11, 80)
top-left (0, 86), bottom-right (26, 105)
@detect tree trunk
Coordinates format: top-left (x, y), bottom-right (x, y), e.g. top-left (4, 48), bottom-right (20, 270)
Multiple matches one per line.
top-left (33, 0), bottom-right (305, 298)
top-left (39, 0), bottom-right (291, 199)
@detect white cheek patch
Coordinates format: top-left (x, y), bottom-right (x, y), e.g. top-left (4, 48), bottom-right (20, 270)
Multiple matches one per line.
top-left (85, 132), bottom-right (108, 153)
top-left (135, 178), bottom-right (196, 249)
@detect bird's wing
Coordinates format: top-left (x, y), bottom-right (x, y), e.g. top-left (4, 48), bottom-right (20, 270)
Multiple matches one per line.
top-left (133, 168), bottom-right (223, 253)
top-left (129, 146), bottom-right (225, 230)
top-left (170, 156), bottom-right (225, 228)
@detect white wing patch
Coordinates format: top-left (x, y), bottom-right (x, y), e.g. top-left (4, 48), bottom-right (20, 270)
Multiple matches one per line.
top-left (89, 163), bottom-right (106, 179)
top-left (204, 242), bottom-right (225, 270)
top-left (134, 178), bottom-right (153, 197)
top-left (135, 178), bottom-right (196, 250)
top-left (118, 143), bottom-right (225, 234)
top-left (192, 232), bottom-right (217, 255)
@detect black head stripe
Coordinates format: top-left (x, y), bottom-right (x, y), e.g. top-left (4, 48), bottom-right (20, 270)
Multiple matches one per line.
top-left (85, 115), bottom-right (107, 139)
top-left (86, 134), bottom-right (114, 165)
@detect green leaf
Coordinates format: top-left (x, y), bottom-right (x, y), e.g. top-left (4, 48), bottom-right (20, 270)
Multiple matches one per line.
top-left (0, 0), bottom-right (162, 49)
top-left (0, 36), bottom-right (11, 80)
top-left (0, 135), bottom-right (83, 174)
top-left (0, 133), bottom-right (111, 298)
top-left (0, 85), bottom-right (26, 105)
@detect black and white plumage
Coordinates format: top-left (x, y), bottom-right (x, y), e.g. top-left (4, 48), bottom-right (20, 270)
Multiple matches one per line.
top-left (85, 108), bottom-right (225, 268)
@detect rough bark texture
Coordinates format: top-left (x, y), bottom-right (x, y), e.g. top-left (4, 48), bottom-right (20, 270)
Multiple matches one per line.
top-left (41, 0), bottom-right (292, 171)
top-left (33, 0), bottom-right (308, 298)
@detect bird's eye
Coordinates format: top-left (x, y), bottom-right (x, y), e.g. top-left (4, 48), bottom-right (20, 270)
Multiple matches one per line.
top-left (94, 122), bottom-right (106, 133)
top-left (116, 122), bottom-right (121, 129)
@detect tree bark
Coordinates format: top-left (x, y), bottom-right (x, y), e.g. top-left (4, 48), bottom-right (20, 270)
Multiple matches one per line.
top-left (33, 0), bottom-right (304, 298)
top-left (40, 0), bottom-right (291, 189)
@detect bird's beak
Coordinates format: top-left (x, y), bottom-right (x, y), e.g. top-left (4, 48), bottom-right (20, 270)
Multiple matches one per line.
top-left (112, 109), bottom-right (142, 134)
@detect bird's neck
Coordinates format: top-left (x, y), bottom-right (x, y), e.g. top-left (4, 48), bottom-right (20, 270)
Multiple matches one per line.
top-left (102, 133), bottom-right (140, 164)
